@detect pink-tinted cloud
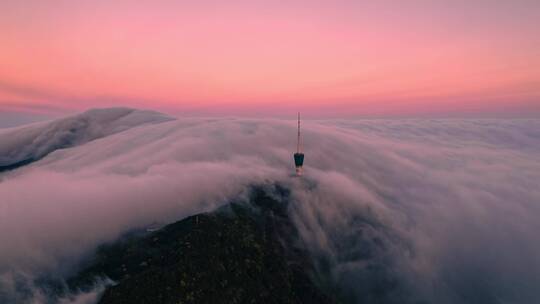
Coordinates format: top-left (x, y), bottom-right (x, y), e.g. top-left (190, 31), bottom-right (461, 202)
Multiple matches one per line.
top-left (1, 108), bottom-right (539, 302)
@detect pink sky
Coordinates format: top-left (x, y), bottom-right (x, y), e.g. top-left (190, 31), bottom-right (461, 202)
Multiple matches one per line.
top-left (1, 0), bottom-right (539, 118)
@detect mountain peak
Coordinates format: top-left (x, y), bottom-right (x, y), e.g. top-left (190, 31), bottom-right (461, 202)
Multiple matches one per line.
top-left (0, 108), bottom-right (174, 171)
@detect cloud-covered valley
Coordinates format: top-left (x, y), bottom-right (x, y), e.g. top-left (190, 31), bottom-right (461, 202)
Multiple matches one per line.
top-left (1, 108), bottom-right (539, 303)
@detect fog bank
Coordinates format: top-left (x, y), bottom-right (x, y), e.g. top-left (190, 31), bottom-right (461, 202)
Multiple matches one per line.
top-left (1, 109), bottom-right (539, 303)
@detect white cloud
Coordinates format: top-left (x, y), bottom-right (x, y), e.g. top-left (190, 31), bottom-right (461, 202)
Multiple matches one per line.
top-left (0, 109), bottom-right (539, 303)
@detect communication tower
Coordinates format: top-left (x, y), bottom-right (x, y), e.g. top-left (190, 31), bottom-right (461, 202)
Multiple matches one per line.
top-left (293, 112), bottom-right (304, 176)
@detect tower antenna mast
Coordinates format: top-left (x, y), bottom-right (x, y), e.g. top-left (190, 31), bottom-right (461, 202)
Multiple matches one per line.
top-left (297, 112), bottom-right (301, 153)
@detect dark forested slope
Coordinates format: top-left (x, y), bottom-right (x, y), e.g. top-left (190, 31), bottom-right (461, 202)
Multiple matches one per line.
top-left (68, 185), bottom-right (337, 304)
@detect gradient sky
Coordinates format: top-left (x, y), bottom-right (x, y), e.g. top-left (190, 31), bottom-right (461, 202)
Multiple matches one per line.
top-left (1, 0), bottom-right (539, 120)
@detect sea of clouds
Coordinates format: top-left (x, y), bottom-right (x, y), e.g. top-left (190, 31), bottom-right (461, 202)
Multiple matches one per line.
top-left (0, 108), bottom-right (539, 303)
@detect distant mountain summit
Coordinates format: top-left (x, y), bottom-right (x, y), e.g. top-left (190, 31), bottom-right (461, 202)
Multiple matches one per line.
top-left (0, 108), bottom-right (174, 172)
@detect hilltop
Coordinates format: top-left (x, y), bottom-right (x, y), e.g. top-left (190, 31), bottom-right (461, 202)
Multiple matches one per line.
top-left (66, 185), bottom-right (338, 304)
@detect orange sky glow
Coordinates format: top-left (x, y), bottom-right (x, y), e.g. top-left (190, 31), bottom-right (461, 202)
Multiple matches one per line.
top-left (1, 1), bottom-right (539, 118)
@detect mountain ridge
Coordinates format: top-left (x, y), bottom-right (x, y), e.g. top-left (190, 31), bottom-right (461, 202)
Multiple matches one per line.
top-left (63, 184), bottom-right (339, 304)
top-left (0, 108), bottom-right (174, 172)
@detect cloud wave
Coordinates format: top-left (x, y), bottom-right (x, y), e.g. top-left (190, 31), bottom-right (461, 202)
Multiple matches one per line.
top-left (0, 109), bottom-right (539, 303)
